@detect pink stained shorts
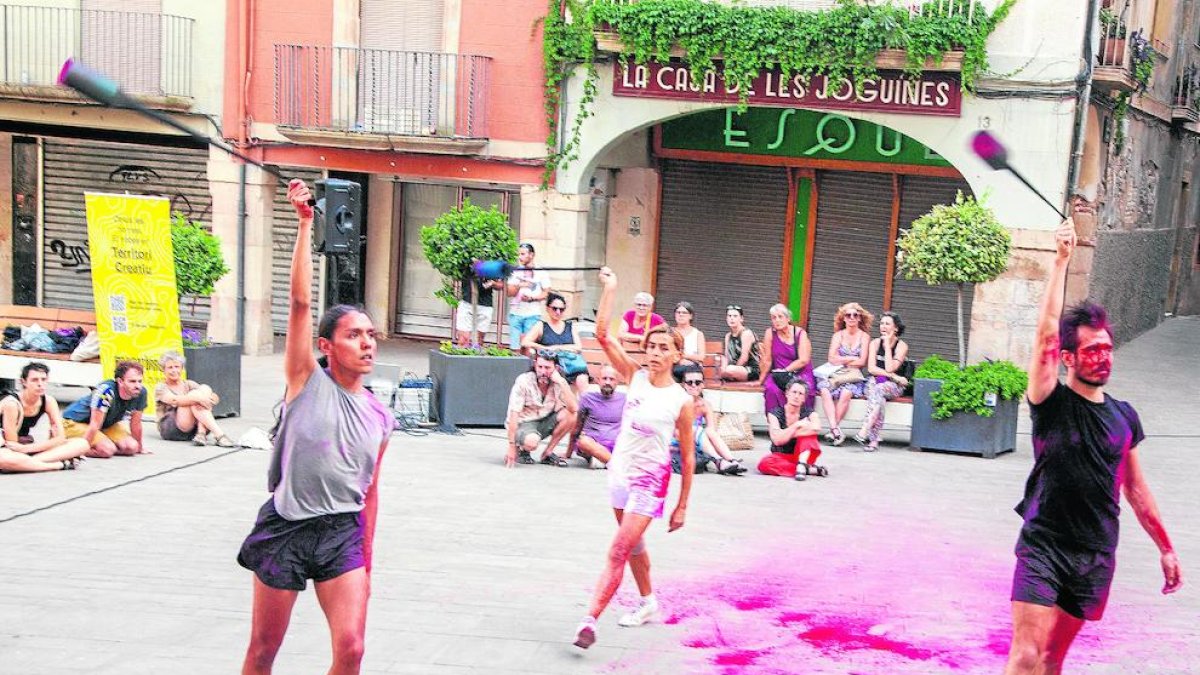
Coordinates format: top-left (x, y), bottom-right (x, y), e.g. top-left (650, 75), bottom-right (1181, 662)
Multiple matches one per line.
top-left (609, 485), bottom-right (665, 519)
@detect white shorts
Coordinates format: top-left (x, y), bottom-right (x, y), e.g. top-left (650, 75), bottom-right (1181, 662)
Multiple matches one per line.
top-left (455, 304), bottom-right (494, 334)
top-left (609, 485), bottom-right (665, 519)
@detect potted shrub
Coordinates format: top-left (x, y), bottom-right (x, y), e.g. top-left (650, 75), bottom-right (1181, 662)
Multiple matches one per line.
top-left (420, 200), bottom-right (526, 428)
top-left (172, 212), bottom-right (240, 417)
top-left (1098, 8), bottom-right (1127, 65)
top-left (896, 192), bottom-right (1019, 457)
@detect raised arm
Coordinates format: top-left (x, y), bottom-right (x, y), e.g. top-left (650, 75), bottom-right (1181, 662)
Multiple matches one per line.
top-left (1122, 446), bottom-right (1183, 594)
top-left (1028, 218), bottom-right (1075, 405)
top-left (595, 268), bottom-right (640, 382)
top-left (284, 179), bottom-right (318, 402)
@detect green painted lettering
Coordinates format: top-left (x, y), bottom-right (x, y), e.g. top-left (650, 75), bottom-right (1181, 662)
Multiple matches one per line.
top-left (767, 109), bottom-right (795, 150)
top-left (875, 127), bottom-right (902, 157)
top-left (803, 114), bottom-right (855, 155)
top-left (723, 109), bottom-right (750, 148)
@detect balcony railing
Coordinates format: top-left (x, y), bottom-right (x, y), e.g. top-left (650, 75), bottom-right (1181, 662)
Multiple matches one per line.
top-left (274, 45), bottom-right (490, 139)
top-left (1172, 64), bottom-right (1199, 123)
top-left (0, 4), bottom-right (193, 98)
top-left (602, 0), bottom-right (988, 25)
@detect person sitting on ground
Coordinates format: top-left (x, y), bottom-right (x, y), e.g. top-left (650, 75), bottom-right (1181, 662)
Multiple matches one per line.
top-left (154, 351), bottom-right (235, 447)
top-left (521, 292), bottom-right (591, 395)
top-left (672, 302), bottom-right (707, 366)
top-left (504, 351), bottom-right (578, 467)
top-left (854, 311), bottom-right (910, 452)
top-left (673, 363), bottom-right (747, 476)
top-left (0, 361), bottom-right (89, 472)
top-left (60, 360), bottom-right (148, 458)
top-left (816, 302), bottom-right (872, 445)
top-left (567, 365), bottom-right (625, 469)
top-left (617, 292), bottom-right (665, 347)
top-left (455, 272), bottom-right (504, 347)
top-left (760, 378), bottom-right (827, 481)
top-left (760, 304), bottom-right (815, 411)
top-left (718, 304), bottom-right (760, 382)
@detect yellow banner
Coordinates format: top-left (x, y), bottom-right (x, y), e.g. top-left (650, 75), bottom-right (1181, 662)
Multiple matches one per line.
top-left (85, 193), bottom-right (184, 414)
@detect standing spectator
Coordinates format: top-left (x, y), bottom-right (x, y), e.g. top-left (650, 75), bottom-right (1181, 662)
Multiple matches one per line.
top-left (456, 273), bottom-right (503, 347)
top-left (617, 292), bottom-right (666, 347)
top-left (504, 351), bottom-right (578, 467)
top-left (505, 243), bottom-right (551, 350)
top-left (854, 312), bottom-right (910, 452)
top-left (718, 304), bottom-right (760, 382)
top-left (816, 303), bottom-right (872, 445)
top-left (759, 378), bottom-right (827, 481)
top-left (60, 361), bottom-right (148, 458)
top-left (759, 304), bottom-right (815, 411)
top-left (0, 361), bottom-right (89, 471)
top-left (522, 292), bottom-right (591, 394)
top-left (672, 302), bottom-right (707, 366)
top-left (569, 365), bottom-right (625, 469)
top-left (154, 351), bottom-right (235, 447)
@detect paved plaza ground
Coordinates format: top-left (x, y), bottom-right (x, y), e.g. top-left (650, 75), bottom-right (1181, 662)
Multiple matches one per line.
top-left (2, 318), bottom-right (1198, 674)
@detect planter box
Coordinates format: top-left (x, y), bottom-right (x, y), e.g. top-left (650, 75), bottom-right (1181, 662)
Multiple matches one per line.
top-left (910, 378), bottom-right (1018, 459)
top-left (428, 350), bottom-right (530, 429)
top-left (184, 343), bottom-right (241, 418)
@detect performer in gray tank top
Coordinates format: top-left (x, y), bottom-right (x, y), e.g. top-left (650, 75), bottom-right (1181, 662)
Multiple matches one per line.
top-left (237, 179), bottom-right (393, 675)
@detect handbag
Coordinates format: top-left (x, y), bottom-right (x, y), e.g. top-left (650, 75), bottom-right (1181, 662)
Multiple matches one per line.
top-left (813, 362), bottom-right (840, 380)
top-left (715, 412), bottom-right (755, 451)
top-left (770, 369), bottom-right (795, 391)
top-left (556, 350), bottom-right (589, 376)
top-left (828, 367), bottom-right (866, 388)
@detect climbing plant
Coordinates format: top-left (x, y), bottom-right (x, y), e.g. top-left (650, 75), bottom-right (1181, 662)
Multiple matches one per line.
top-left (542, 0), bottom-right (1018, 183)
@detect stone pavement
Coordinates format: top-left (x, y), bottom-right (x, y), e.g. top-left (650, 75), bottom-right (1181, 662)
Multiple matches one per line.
top-left (1, 320), bottom-right (1198, 674)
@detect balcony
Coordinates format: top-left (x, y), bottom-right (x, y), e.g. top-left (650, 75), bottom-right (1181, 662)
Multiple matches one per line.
top-left (1094, 1), bottom-right (1137, 92)
top-left (273, 45), bottom-right (491, 154)
top-left (0, 4), bottom-right (193, 107)
top-left (1172, 66), bottom-right (1199, 124)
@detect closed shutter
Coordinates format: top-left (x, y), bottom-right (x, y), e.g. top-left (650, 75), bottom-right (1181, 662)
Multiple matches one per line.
top-left (81, 0), bottom-right (163, 95)
top-left (359, 0), bottom-right (445, 134)
top-left (361, 0), bottom-right (443, 51)
top-left (806, 171), bottom-right (893, 357)
top-left (891, 175), bottom-right (975, 362)
top-left (271, 168), bottom-right (326, 333)
top-left (655, 160), bottom-right (789, 339)
top-left (42, 137), bottom-right (211, 321)
top-left (395, 183), bottom-right (457, 338)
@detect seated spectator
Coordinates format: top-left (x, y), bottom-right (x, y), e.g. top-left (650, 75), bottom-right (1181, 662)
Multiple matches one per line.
top-left (718, 304), bottom-right (760, 382)
top-left (673, 363), bottom-right (747, 476)
top-left (759, 378), bottom-right (827, 481)
top-left (456, 273), bottom-right (504, 347)
top-left (672, 301), bottom-right (707, 366)
top-left (617, 292), bottom-right (665, 347)
top-left (504, 351), bottom-right (578, 467)
top-left (0, 361), bottom-right (89, 472)
top-left (854, 312), bottom-right (910, 452)
top-left (816, 303), bottom-right (872, 445)
top-left (760, 304), bottom-right (815, 411)
top-left (567, 365), bottom-right (624, 469)
top-left (61, 360), bottom-right (149, 458)
top-left (155, 351), bottom-right (235, 447)
top-left (521, 292), bottom-right (590, 394)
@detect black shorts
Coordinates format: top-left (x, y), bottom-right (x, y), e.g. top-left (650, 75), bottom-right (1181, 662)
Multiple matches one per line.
top-left (1011, 530), bottom-right (1116, 621)
top-left (237, 498), bottom-right (365, 591)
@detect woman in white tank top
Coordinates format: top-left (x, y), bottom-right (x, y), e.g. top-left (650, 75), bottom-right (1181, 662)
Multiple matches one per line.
top-left (672, 301), bottom-right (706, 366)
top-left (573, 267), bottom-right (696, 650)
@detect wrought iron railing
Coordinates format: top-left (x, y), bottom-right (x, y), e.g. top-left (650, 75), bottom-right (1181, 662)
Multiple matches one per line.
top-left (1173, 64), bottom-right (1198, 110)
top-left (0, 4), bottom-right (193, 98)
top-left (1097, 0), bottom-right (1134, 69)
top-left (274, 45), bottom-right (491, 139)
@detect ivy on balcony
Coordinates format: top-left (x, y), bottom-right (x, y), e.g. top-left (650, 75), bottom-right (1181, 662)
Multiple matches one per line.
top-left (543, 0), bottom-right (1017, 183)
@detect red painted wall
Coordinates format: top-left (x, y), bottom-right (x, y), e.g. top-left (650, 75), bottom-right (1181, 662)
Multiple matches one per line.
top-left (246, 0), bottom-right (334, 127)
top-left (458, 0), bottom-right (548, 145)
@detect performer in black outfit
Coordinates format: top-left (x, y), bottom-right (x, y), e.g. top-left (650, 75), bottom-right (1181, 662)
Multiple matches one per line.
top-left (1004, 215), bottom-right (1183, 674)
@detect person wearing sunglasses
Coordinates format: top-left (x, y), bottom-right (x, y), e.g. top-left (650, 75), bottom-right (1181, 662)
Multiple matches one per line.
top-left (815, 302), bottom-right (872, 445)
top-left (521, 292), bottom-right (590, 395)
top-left (718, 304), bottom-right (760, 382)
top-left (671, 363), bottom-right (747, 477)
top-left (617, 291), bottom-right (666, 347)
top-left (504, 350), bottom-right (578, 468)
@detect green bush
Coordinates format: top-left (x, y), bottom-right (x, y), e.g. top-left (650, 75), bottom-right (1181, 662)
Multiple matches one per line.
top-left (915, 355), bottom-right (1028, 419)
top-left (171, 212), bottom-right (229, 300)
top-left (438, 341), bottom-right (516, 357)
top-left (419, 199), bottom-right (519, 308)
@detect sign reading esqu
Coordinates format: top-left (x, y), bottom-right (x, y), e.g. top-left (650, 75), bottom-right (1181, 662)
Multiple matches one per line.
top-left (613, 59), bottom-right (962, 117)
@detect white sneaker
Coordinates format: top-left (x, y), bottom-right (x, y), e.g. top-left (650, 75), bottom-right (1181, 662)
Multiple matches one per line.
top-left (573, 617), bottom-right (597, 649)
top-left (618, 598), bottom-right (659, 627)
top-left (589, 457), bottom-right (606, 470)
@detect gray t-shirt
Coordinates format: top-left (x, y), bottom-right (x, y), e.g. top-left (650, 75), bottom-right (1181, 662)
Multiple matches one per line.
top-left (268, 368), bottom-right (394, 520)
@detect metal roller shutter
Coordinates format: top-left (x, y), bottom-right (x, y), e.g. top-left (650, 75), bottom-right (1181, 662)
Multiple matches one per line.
top-left (361, 0), bottom-right (443, 51)
top-left (655, 160), bottom-right (789, 339)
top-left (806, 171), bottom-right (893, 358)
top-left (270, 168), bottom-right (326, 333)
top-left (41, 137), bottom-right (211, 321)
top-left (890, 175), bottom-right (976, 363)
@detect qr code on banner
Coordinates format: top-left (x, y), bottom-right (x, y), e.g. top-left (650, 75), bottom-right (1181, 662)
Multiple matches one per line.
top-left (109, 294), bottom-right (127, 313)
top-left (112, 315), bottom-right (128, 334)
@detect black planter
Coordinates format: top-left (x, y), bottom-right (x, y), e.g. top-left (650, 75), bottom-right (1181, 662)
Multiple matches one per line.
top-left (910, 378), bottom-right (1018, 459)
top-left (184, 343), bottom-right (242, 418)
top-left (428, 350), bottom-right (530, 429)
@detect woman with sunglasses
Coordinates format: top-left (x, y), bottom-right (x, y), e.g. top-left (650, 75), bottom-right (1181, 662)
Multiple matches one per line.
top-left (718, 304), bottom-right (760, 382)
top-left (671, 302), bottom-right (706, 366)
top-left (574, 267), bottom-right (695, 650)
top-left (521, 292), bottom-right (590, 394)
top-left (759, 303), bottom-right (815, 411)
top-left (816, 303), bottom-right (873, 445)
top-left (617, 291), bottom-right (666, 347)
top-left (674, 363), bottom-right (747, 476)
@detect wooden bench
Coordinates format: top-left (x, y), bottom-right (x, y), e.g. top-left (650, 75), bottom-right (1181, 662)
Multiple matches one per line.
top-left (0, 305), bottom-right (102, 387)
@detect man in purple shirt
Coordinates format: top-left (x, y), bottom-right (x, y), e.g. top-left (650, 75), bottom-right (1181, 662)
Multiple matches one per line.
top-left (568, 366), bottom-right (625, 469)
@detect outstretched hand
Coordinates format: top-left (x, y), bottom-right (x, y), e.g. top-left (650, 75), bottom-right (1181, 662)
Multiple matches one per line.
top-left (1162, 551), bottom-right (1183, 594)
top-left (1055, 217), bottom-right (1076, 261)
top-left (288, 179), bottom-right (314, 220)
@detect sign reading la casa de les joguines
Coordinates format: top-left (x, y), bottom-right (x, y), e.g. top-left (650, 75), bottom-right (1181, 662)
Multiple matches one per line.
top-left (613, 60), bottom-right (962, 117)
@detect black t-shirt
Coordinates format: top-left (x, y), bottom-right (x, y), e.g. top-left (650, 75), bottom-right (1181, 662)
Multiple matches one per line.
top-left (459, 275), bottom-right (494, 308)
top-left (768, 405), bottom-right (814, 454)
top-left (1016, 382), bottom-right (1144, 553)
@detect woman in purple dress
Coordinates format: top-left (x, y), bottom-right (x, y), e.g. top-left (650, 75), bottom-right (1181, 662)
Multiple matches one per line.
top-left (759, 304), bottom-right (814, 410)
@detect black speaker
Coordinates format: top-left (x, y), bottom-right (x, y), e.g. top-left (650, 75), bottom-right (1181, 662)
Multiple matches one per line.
top-left (313, 178), bottom-right (361, 254)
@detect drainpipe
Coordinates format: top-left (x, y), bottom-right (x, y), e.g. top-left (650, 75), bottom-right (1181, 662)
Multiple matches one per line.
top-left (1066, 0), bottom-right (1101, 203)
top-left (236, 162), bottom-right (247, 348)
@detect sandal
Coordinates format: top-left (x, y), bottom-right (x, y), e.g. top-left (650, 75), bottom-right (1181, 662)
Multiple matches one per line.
top-left (60, 459), bottom-right (78, 471)
top-left (853, 433), bottom-right (869, 446)
top-left (864, 443), bottom-right (878, 453)
top-left (717, 459), bottom-right (745, 476)
top-left (517, 450), bottom-right (536, 465)
top-left (830, 429), bottom-right (845, 446)
top-left (214, 435), bottom-right (236, 448)
top-left (192, 433), bottom-right (209, 447)
top-left (540, 453), bottom-right (569, 467)
top-left (809, 464), bottom-right (829, 477)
